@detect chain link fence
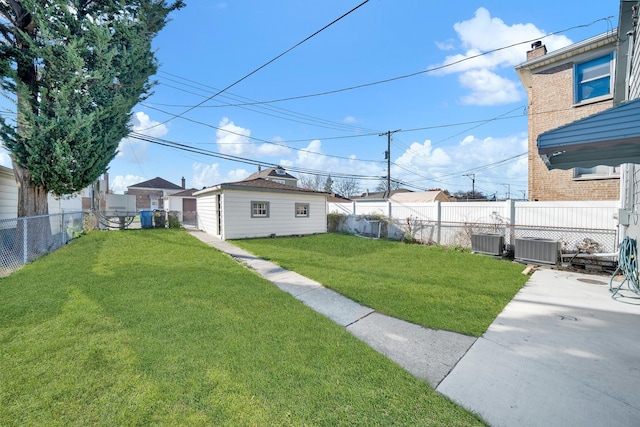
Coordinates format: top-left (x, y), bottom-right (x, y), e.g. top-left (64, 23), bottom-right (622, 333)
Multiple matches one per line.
top-left (0, 212), bottom-right (86, 278)
top-left (336, 215), bottom-right (618, 255)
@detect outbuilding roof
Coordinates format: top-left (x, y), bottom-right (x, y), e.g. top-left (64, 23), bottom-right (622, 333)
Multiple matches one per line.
top-left (194, 178), bottom-right (327, 196)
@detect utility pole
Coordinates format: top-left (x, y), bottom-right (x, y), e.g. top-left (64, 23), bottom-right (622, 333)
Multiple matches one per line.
top-left (502, 183), bottom-right (511, 200)
top-left (463, 173), bottom-right (475, 201)
top-left (379, 129), bottom-right (401, 198)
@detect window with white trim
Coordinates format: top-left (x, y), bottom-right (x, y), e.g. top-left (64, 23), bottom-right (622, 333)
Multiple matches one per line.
top-left (251, 201), bottom-right (269, 218)
top-left (573, 165), bottom-right (620, 180)
top-left (295, 203), bottom-right (309, 217)
top-left (574, 53), bottom-right (614, 103)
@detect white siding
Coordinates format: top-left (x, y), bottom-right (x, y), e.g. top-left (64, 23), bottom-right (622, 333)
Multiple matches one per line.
top-left (197, 192), bottom-right (220, 237)
top-left (197, 188), bottom-right (326, 240)
top-left (0, 166), bottom-right (18, 220)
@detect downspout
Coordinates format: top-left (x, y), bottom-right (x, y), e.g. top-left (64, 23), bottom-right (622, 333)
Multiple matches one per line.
top-left (625, 30), bottom-right (634, 101)
top-left (619, 29), bottom-right (636, 244)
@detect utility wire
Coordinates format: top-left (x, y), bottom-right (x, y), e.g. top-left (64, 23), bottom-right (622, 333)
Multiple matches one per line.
top-left (157, 17), bottom-right (613, 109)
top-left (144, 0), bottom-right (371, 130)
top-left (140, 103), bottom-right (384, 163)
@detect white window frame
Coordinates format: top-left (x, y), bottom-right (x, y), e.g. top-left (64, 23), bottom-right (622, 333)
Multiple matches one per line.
top-left (574, 52), bottom-right (614, 104)
top-left (295, 203), bottom-right (309, 218)
top-left (251, 201), bottom-right (269, 218)
top-left (573, 165), bottom-right (620, 180)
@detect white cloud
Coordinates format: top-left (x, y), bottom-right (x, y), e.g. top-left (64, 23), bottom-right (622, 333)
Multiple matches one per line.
top-left (433, 7), bottom-right (573, 106)
top-left (392, 133), bottom-right (528, 193)
top-left (394, 140), bottom-right (451, 171)
top-left (459, 69), bottom-right (521, 105)
top-left (226, 168), bottom-right (251, 182)
top-left (117, 111), bottom-right (168, 162)
top-left (110, 174), bottom-right (146, 194)
top-left (216, 118), bottom-right (290, 158)
top-left (192, 162), bottom-right (221, 189)
top-left (343, 116), bottom-right (358, 124)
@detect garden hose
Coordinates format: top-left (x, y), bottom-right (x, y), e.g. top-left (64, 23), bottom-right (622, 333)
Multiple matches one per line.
top-left (609, 237), bottom-right (640, 300)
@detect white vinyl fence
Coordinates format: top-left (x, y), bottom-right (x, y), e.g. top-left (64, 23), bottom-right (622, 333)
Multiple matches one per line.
top-left (328, 200), bottom-right (620, 253)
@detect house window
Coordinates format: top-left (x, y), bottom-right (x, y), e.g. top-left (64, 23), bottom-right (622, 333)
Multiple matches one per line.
top-left (573, 165), bottom-right (620, 180)
top-left (251, 201), bottom-right (269, 218)
top-left (575, 53), bottom-right (613, 103)
top-left (295, 203), bottom-right (309, 217)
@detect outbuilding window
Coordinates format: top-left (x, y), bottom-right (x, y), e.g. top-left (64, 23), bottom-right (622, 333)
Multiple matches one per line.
top-left (574, 53), bottom-right (613, 103)
top-left (295, 203), bottom-right (309, 217)
top-left (251, 201), bottom-right (269, 218)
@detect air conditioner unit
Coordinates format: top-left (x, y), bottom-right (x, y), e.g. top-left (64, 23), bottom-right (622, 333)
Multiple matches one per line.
top-left (515, 237), bottom-right (560, 265)
top-left (471, 233), bottom-right (504, 256)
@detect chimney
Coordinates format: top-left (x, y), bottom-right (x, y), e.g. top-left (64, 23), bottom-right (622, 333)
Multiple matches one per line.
top-left (181, 176), bottom-right (185, 189)
top-left (527, 41), bottom-right (547, 61)
top-left (258, 165), bottom-right (261, 172)
top-left (104, 172), bottom-right (109, 194)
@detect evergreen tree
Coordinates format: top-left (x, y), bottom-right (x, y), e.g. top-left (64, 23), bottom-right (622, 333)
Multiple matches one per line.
top-left (0, 0), bottom-right (184, 217)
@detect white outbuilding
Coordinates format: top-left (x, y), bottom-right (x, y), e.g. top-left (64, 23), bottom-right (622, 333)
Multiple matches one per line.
top-left (195, 178), bottom-right (328, 240)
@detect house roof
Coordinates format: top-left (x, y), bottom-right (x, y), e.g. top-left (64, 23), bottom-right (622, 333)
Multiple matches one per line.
top-left (537, 97), bottom-right (640, 170)
top-left (195, 178), bottom-right (327, 197)
top-left (128, 177), bottom-right (183, 190)
top-left (168, 188), bottom-right (198, 197)
top-left (353, 189), bottom-right (411, 200)
top-left (244, 166), bottom-right (297, 181)
top-left (390, 191), bottom-right (453, 203)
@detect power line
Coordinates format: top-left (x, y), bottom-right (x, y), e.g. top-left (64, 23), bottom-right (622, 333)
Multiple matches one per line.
top-left (152, 18), bottom-right (613, 109)
top-left (144, 0), bottom-right (371, 130)
top-left (140, 103), bottom-right (384, 163)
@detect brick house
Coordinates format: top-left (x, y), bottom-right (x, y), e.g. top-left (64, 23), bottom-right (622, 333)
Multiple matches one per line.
top-left (515, 32), bottom-right (619, 201)
top-left (127, 177), bottom-right (185, 211)
top-left (528, 0), bottom-right (640, 241)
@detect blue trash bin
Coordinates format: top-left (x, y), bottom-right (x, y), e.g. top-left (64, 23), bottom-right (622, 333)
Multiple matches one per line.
top-left (140, 210), bottom-right (153, 229)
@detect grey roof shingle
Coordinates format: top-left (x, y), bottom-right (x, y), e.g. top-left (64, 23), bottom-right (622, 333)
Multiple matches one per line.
top-left (128, 177), bottom-right (183, 190)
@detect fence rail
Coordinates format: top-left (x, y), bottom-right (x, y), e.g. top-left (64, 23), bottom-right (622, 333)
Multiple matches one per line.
top-left (328, 199), bottom-right (620, 253)
top-left (0, 211), bottom-right (86, 278)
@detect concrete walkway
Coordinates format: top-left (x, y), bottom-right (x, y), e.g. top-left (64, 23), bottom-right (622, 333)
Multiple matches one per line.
top-left (188, 230), bottom-right (640, 426)
top-left (188, 229), bottom-right (476, 388)
top-left (437, 268), bottom-right (640, 427)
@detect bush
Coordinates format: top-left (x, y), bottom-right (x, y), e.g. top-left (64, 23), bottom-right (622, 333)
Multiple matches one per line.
top-left (327, 213), bottom-right (347, 233)
top-left (153, 211), bottom-right (166, 228)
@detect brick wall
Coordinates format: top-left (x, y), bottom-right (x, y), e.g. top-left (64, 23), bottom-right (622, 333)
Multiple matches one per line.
top-left (526, 61), bottom-right (619, 201)
top-left (127, 188), bottom-right (165, 210)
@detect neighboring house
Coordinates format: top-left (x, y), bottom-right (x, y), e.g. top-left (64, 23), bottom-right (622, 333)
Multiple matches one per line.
top-left (531, 0), bottom-right (640, 241)
top-left (352, 189), bottom-right (412, 200)
top-left (515, 31), bottom-right (619, 201)
top-left (1, 164), bottom-right (83, 219)
top-left (390, 190), bottom-right (455, 203)
top-left (165, 188), bottom-right (198, 224)
top-left (243, 166), bottom-right (298, 187)
top-left (0, 165), bottom-right (18, 220)
top-left (127, 177), bottom-right (185, 211)
top-left (195, 178), bottom-right (327, 240)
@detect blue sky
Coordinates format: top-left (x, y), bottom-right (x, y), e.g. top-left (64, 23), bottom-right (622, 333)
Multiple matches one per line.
top-left (0, 1), bottom-right (620, 198)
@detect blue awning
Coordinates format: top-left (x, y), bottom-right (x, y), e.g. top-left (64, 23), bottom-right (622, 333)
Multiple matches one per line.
top-left (537, 97), bottom-right (640, 170)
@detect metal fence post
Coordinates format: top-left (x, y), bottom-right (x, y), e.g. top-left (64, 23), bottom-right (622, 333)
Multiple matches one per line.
top-left (22, 217), bottom-right (28, 264)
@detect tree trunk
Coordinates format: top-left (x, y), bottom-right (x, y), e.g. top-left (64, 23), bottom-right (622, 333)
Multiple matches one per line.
top-left (12, 158), bottom-right (49, 217)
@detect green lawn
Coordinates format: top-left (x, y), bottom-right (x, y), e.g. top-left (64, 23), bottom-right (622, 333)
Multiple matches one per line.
top-left (233, 233), bottom-right (530, 337)
top-left (0, 229), bottom-right (484, 426)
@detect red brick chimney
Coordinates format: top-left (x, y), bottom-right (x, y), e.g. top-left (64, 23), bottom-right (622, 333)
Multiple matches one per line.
top-left (527, 41), bottom-right (547, 61)
top-left (104, 172), bottom-right (109, 194)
